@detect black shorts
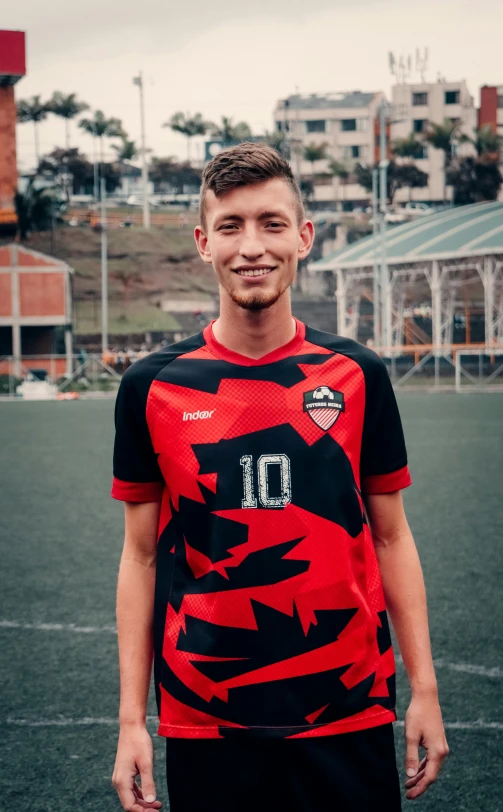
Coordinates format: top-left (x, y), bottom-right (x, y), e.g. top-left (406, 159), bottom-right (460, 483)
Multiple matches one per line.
top-left (165, 722), bottom-right (402, 812)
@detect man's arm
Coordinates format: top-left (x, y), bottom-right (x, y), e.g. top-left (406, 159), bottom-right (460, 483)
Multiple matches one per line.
top-left (363, 489), bottom-right (449, 802)
top-left (112, 500), bottom-right (163, 812)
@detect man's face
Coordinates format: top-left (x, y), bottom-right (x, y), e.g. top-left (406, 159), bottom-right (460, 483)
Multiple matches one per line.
top-left (194, 178), bottom-right (314, 311)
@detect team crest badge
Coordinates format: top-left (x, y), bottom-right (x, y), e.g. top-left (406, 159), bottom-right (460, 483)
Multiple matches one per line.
top-left (303, 386), bottom-right (345, 431)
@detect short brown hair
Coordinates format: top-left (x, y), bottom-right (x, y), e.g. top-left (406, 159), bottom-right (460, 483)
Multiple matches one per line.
top-left (199, 141), bottom-right (305, 230)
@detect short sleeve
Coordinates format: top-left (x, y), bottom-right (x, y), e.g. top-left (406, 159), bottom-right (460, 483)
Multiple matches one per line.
top-left (360, 355), bottom-right (412, 494)
top-left (111, 366), bottom-right (164, 502)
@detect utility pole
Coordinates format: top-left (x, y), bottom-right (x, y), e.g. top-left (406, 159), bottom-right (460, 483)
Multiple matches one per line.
top-left (372, 167), bottom-right (380, 348)
top-left (378, 99), bottom-right (390, 356)
top-left (92, 129), bottom-right (99, 203)
top-left (133, 72), bottom-right (151, 229)
top-left (101, 177), bottom-right (108, 354)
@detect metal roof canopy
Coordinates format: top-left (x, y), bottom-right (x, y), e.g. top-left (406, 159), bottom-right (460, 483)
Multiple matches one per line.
top-left (310, 202), bottom-right (503, 270)
top-left (307, 202), bottom-right (503, 360)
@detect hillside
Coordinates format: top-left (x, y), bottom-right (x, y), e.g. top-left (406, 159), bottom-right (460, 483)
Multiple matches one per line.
top-left (25, 224), bottom-right (218, 335)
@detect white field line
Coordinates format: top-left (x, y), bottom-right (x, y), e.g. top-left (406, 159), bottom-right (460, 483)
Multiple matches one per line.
top-left (5, 716), bottom-right (503, 731)
top-left (0, 619), bottom-right (117, 634)
top-left (395, 655), bottom-right (502, 680)
top-left (1, 619), bottom-right (501, 680)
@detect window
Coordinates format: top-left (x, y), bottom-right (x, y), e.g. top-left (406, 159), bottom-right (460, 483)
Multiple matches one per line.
top-left (341, 119), bottom-right (357, 131)
top-left (413, 92), bottom-right (428, 106)
top-left (306, 120), bottom-right (326, 133)
top-left (342, 145), bottom-right (362, 159)
top-left (445, 90), bottom-right (460, 105)
top-left (356, 118), bottom-right (368, 131)
top-left (413, 119), bottom-right (425, 134)
top-left (497, 95), bottom-right (503, 109)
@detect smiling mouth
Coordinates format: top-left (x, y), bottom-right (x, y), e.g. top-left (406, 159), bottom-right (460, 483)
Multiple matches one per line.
top-left (234, 267), bottom-right (276, 277)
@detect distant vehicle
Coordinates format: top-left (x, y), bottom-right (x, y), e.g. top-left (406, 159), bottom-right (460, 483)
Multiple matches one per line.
top-left (385, 210), bottom-right (407, 224)
top-left (126, 195), bottom-right (160, 207)
top-left (402, 202), bottom-right (433, 217)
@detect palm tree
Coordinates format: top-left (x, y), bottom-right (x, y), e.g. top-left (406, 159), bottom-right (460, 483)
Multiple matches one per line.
top-left (14, 178), bottom-right (55, 240)
top-left (163, 112), bottom-right (209, 162)
top-left (79, 111), bottom-right (125, 199)
top-left (470, 125), bottom-right (503, 158)
top-left (303, 142), bottom-right (328, 182)
top-left (425, 119), bottom-right (469, 202)
top-left (209, 116), bottom-right (252, 145)
top-left (391, 134), bottom-right (425, 160)
top-left (112, 137), bottom-right (139, 191)
top-left (391, 135), bottom-right (427, 202)
top-left (48, 92), bottom-right (89, 149)
top-left (112, 137), bottom-right (138, 165)
top-left (16, 95), bottom-right (50, 165)
top-left (329, 159), bottom-right (350, 203)
top-left (78, 110), bottom-right (125, 164)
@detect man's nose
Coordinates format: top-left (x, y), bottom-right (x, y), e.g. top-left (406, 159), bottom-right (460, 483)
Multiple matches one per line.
top-left (239, 227), bottom-right (266, 258)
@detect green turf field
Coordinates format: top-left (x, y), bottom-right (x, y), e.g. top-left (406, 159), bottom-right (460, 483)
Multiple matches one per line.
top-left (1, 394), bottom-right (502, 811)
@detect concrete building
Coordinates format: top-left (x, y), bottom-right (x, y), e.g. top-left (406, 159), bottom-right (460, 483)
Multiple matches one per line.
top-left (0, 30), bottom-right (26, 236)
top-left (274, 91), bottom-right (385, 209)
top-left (0, 244), bottom-right (73, 378)
top-left (479, 85), bottom-right (503, 137)
top-left (390, 79), bottom-right (477, 203)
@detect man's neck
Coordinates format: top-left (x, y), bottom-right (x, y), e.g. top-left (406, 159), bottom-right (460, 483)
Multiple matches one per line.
top-left (212, 291), bottom-right (296, 360)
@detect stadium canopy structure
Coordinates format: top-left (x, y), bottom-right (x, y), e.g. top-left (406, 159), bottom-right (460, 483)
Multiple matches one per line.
top-left (308, 202), bottom-right (503, 368)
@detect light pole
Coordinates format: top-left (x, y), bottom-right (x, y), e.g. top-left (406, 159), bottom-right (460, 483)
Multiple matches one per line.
top-left (378, 99), bottom-right (390, 356)
top-left (133, 72), bottom-right (151, 230)
top-left (372, 167), bottom-right (380, 348)
top-left (101, 177), bottom-right (108, 354)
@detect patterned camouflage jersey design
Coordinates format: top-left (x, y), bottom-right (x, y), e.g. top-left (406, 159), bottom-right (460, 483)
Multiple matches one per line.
top-left (111, 319), bottom-right (412, 739)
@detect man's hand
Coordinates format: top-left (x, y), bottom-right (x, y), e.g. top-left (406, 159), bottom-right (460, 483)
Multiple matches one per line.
top-left (112, 723), bottom-right (163, 811)
top-left (403, 692), bottom-right (449, 800)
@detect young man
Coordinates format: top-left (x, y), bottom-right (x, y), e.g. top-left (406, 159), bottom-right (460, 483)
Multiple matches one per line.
top-left (111, 143), bottom-right (448, 812)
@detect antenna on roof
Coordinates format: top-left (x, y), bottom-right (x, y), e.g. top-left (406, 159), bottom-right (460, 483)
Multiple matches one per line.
top-left (389, 52), bottom-right (412, 84)
top-left (415, 47), bottom-right (429, 82)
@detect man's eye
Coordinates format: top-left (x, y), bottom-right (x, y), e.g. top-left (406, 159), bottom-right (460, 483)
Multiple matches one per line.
top-left (267, 222), bottom-right (283, 228)
top-left (220, 224), bottom-right (237, 230)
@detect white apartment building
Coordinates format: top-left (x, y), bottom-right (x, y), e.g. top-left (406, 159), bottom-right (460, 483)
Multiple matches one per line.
top-left (273, 91), bottom-right (385, 209)
top-left (390, 79), bottom-right (477, 203)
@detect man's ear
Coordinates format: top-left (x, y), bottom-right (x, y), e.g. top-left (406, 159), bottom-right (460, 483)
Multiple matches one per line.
top-left (298, 220), bottom-right (315, 261)
top-left (194, 225), bottom-right (213, 265)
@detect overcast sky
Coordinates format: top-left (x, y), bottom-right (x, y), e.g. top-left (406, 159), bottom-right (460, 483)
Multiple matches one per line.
top-left (5, 0), bottom-right (503, 171)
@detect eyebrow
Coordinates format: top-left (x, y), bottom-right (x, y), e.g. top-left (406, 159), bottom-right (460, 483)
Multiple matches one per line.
top-left (214, 210), bottom-right (290, 226)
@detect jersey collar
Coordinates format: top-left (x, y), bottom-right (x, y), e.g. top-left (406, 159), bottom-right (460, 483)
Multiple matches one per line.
top-left (203, 317), bottom-right (306, 366)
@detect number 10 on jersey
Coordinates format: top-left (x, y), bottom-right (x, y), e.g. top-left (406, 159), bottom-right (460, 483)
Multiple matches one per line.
top-left (240, 454), bottom-right (292, 509)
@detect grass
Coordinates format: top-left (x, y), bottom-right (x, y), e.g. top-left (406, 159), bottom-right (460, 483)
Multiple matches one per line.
top-left (0, 393), bottom-right (502, 810)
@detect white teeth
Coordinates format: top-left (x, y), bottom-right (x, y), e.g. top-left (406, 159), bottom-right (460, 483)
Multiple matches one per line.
top-left (237, 268), bottom-right (273, 277)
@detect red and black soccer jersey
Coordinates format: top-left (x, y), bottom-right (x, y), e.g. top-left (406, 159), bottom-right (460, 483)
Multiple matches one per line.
top-left (111, 318), bottom-right (412, 740)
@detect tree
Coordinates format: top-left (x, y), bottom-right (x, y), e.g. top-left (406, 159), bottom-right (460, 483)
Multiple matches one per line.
top-left (16, 95), bottom-right (50, 165)
top-left (164, 112), bottom-right (210, 162)
top-left (78, 110), bottom-right (126, 164)
top-left (470, 125), bottom-right (503, 158)
top-left (329, 160), bottom-right (350, 201)
top-left (149, 157), bottom-right (201, 195)
top-left (354, 161), bottom-right (428, 205)
top-left (209, 116), bottom-right (252, 145)
top-left (112, 137), bottom-right (139, 188)
top-left (391, 134), bottom-right (425, 160)
top-left (260, 129), bottom-right (289, 158)
top-left (112, 137), bottom-right (138, 164)
top-left (424, 119), bottom-right (470, 202)
top-left (14, 178), bottom-right (55, 240)
top-left (303, 142), bottom-right (328, 182)
top-left (447, 156), bottom-right (502, 205)
top-left (48, 92), bottom-right (89, 149)
top-left (37, 148), bottom-right (95, 197)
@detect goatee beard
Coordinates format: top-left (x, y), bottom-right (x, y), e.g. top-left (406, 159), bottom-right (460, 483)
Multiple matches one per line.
top-left (229, 288), bottom-right (284, 311)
